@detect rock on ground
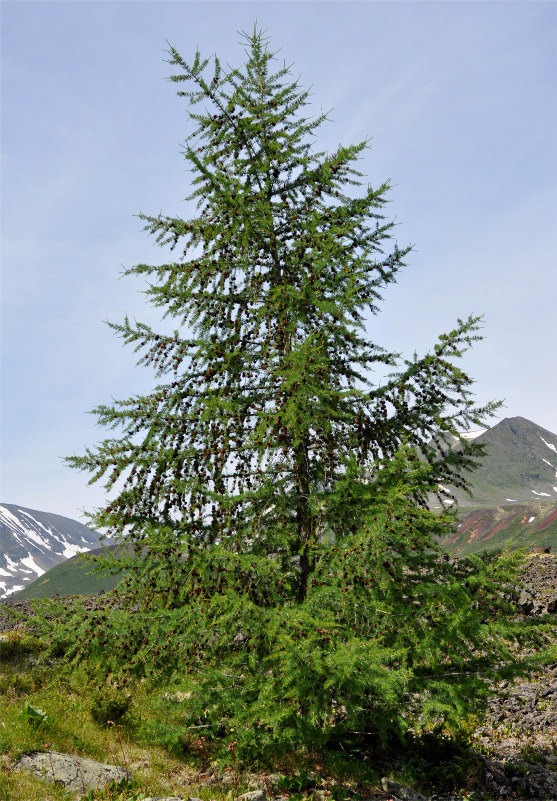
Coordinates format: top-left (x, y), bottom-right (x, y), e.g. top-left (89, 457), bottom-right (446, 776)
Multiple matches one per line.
top-left (381, 777), bottom-right (426, 800)
top-left (16, 750), bottom-right (129, 794)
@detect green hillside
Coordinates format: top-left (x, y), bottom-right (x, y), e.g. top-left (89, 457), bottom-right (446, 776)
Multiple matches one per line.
top-left (15, 547), bottom-right (123, 599)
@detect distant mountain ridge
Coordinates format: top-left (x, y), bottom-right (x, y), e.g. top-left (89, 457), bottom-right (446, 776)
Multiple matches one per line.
top-left (0, 504), bottom-right (104, 598)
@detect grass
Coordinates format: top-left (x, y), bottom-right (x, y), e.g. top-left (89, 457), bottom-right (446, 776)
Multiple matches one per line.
top-left (0, 631), bottom-right (221, 801)
top-left (0, 664), bottom-right (216, 800)
top-left (0, 644), bottom-right (446, 801)
top-left (0, 657), bottom-right (491, 801)
top-left (0, 631), bottom-right (42, 662)
top-left (0, 635), bottom-right (378, 800)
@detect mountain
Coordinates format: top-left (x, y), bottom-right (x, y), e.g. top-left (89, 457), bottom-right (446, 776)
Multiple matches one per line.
top-left (13, 544), bottom-right (123, 600)
top-left (441, 416), bottom-right (557, 508)
top-left (0, 504), bottom-right (105, 598)
top-left (435, 416), bottom-right (557, 555)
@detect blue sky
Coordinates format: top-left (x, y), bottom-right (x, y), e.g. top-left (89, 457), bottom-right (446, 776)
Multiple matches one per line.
top-left (1, 1), bottom-right (556, 521)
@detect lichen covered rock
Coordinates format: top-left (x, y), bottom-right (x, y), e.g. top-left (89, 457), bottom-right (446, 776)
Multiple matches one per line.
top-left (16, 750), bottom-right (129, 793)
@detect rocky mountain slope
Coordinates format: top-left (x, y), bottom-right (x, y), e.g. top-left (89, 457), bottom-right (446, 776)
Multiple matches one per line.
top-left (0, 505), bottom-right (104, 598)
top-left (444, 499), bottom-right (557, 556)
top-left (435, 416), bottom-right (557, 554)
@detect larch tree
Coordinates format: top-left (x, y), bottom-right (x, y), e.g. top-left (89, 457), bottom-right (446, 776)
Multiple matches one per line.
top-left (61, 28), bottom-right (536, 758)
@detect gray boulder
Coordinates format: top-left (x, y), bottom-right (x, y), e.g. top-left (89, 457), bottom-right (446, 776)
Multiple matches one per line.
top-left (16, 750), bottom-right (129, 794)
top-left (237, 792), bottom-right (266, 801)
top-left (381, 778), bottom-right (426, 801)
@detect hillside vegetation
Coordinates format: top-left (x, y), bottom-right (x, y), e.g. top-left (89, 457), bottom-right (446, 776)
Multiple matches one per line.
top-left (14, 547), bottom-right (124, 601)
top-left (445, 500), bottom-right (557, 556)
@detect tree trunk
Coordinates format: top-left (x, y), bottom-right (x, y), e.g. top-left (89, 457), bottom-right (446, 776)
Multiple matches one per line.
top-left (295, 439), bottom-right (313, 603)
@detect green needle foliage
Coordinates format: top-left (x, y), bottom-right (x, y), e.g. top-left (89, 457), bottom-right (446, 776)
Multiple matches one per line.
top-left (60, 27), bottom-right (539, 760)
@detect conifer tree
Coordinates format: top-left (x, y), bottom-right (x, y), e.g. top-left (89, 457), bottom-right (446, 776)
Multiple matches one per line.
top-left (70, 28), bottom-right (492, 581)
top-left (62, 28), bottom-right (539, 758)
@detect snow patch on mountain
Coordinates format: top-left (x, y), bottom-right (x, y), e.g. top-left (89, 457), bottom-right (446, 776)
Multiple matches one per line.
top-left (19, 509), bottom-right (56, 536)
top-left (61, 542), bottom-right (88, 559)
top-left (0, 506), bottom-right (24, 530)
top-left (5, 556), bottom-right (18, 572)
top-left (17, 527), bottom-right (51, 550)
top-left (20, 554), bottom-right (45, 577)
top-left (459, 429), bottom-right (487, 440)
top-left (540, 436), bottom-right (557, 454)
top-left (5, 585), bottom-right (24, 597)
